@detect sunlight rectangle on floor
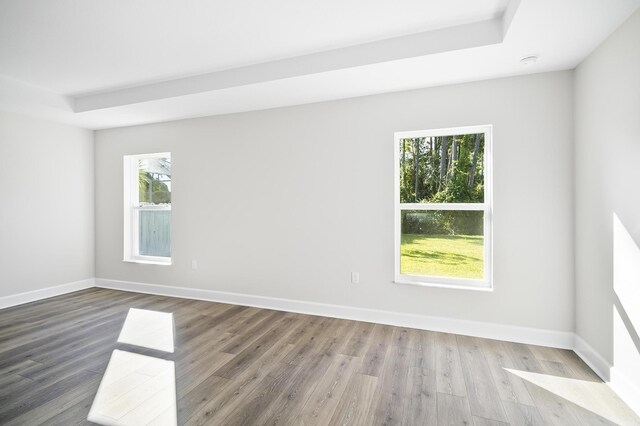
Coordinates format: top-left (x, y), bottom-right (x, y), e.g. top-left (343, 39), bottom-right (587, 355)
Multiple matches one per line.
top-left (88, 350), bottom-right (176, 426)
top-left (117, 308), bottom-right (174, 353)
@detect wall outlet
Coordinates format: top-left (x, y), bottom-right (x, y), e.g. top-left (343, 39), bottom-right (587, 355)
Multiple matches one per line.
top-left (191, 260), bottom-right (198, 270)
top-left (351, 272), bottom-right (359, 284)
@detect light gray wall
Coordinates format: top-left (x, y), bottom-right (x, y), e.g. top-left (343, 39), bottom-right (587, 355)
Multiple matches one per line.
top-left (0, 111), bottom-right (94, 297)
top-left (575, 9), bottom-right (640, 383)
top-left (96, 71), bottom-right (574, 332)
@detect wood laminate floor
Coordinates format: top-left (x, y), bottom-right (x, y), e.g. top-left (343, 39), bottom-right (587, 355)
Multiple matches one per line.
top-left (0, 288), bottom-right (638, 425)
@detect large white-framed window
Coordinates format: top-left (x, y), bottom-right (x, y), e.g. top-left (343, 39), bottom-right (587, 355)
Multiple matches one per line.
top-left (123, 152), bottom-right (172, 265)
top-left (394, 125), bottom-right (492, 290)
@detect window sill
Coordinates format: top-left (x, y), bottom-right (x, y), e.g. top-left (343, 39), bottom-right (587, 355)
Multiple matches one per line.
top-left (123, 258), bottom-right (172, 266)
top-left (394, 279), bottom-right (493, 292)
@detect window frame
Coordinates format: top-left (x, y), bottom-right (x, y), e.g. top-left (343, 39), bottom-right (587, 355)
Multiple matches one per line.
top-left (123, 152), bottom-right (172, 265)
top-left (394, 125), bottom-right (493, 290)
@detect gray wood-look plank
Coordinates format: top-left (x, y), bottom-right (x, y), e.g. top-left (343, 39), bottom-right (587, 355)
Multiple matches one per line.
top-left (329, 373), bottom-right (378, 426)
top-left (436, 393), bottom-right (473, 425)
top-left (435, 332), bottom-right (467, 397)
top-left (456, 335), bottom-right (508, 423)
top-left (502, 401), bottom-right (545, 426)
top-left (403, 367), bottom-right (437, 426)
top-left (479, 338), bottom-right (535, 406)
top-left (0, 288), bottom-right (638, 425)
top-left (472, 416), bottom-right (509, 426)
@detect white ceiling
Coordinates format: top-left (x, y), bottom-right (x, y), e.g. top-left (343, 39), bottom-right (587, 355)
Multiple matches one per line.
top-left (0, 0), bottom-right (510, 94)
top-left (0, 0), bottom-right (638, 129)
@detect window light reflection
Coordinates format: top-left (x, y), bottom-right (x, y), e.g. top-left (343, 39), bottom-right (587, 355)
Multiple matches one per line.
top-left (505, 368), bottom-right (636, 424)
top-left (117, 308), bottom-right (175, 353)
top-left (88, 350), bottom-right (177, 426)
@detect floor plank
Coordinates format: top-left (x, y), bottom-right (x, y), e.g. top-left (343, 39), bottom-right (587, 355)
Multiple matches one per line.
top-left (295, 354), bottom-right (359, 425)
top-left (0, 288), bottom-right (637, 425)
top-left (403, 367), bottom-right (437, 426)
top-left (329, 374), bottom-right (378, 426)
top-left (435, 332), bottom-right (467, 397)
top-left (479, 338), bottom-right (535, 406)
top-left (502, 400), bottom-right (545, 426)
top-left (456, 335), bottom-right (508, 422)
top-left (436, 393), bottom-right (473, 426)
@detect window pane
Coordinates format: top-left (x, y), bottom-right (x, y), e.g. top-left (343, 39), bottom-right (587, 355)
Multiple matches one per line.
top-left (139, 157), bottom-right (171, 205)
top-left (139, 210), bottom-right (171, 257)
top-left (400, 210), bottom-right (483, 279)
top-left (399, 134), bottom-right (484, 203)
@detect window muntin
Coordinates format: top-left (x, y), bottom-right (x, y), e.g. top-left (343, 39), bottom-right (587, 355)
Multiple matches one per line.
top-left (124, 153), bottom-right (171, 264)
top-left (394, 126), bottom-right (492, 289)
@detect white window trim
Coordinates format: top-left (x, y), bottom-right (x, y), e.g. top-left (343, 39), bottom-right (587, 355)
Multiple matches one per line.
top-left (123, 152), bottom-right (172, 265)
top-left (394, 125), bottom-right (493, 290)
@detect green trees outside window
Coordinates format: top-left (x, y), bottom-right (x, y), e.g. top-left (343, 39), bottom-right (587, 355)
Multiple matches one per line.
top-left (396, 129), bottom-right (490, 285)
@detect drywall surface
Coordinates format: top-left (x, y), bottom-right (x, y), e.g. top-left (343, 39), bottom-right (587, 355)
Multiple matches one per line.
top-left (575, 10), bottom-right (640, 385)
top-left (96, 71), bottom-right (574, 333)
top-left (0, 111), bottom-right (94, 296)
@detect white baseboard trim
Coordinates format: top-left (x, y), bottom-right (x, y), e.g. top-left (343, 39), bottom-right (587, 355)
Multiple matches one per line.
top-left (95, 278), bottom-right (574, 349)
top-left (573, 334), bottom-right (611, 381)
top-left (574, 334), bottom-right (640, 416)
top-left (0, 278), bottom-right (96, 309)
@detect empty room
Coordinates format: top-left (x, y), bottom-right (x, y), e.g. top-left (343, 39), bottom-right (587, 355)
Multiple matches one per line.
top-left (1, 0), bottom-right (640, 424)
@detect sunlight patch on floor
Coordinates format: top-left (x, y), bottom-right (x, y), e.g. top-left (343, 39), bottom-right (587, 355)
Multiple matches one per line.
top-left (88, 350), bottom-right (177, 426)
top-left (505, 368), bottom-right (636, 425)
top-left (118, 308), bottom-right (174, 353)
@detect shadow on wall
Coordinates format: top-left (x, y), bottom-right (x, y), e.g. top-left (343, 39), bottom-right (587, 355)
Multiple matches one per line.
top-left (612, 212), bottom-right (640, 399)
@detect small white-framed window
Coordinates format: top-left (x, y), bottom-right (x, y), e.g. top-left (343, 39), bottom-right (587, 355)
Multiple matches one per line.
top-left (394, 125), bottom-right (492, 290)
top-left (123, 152), bottom-right (172, 265)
